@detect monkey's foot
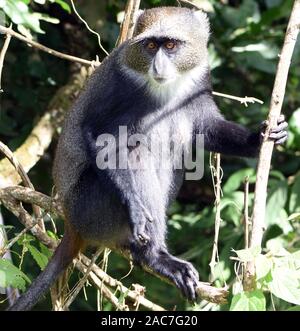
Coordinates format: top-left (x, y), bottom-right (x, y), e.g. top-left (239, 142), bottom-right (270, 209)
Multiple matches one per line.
top-left (261, 114), bottom-right (288, 145)
top-left (150, 252), bottom-right (199, 301)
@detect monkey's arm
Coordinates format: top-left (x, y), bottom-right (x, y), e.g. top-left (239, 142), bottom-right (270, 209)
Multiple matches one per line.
top-left (203, 118), bottom-right (262, 157)
top-left (195, 97), bottom-right (288, 158)
top-left (203, 116), bottom-right (288, 157)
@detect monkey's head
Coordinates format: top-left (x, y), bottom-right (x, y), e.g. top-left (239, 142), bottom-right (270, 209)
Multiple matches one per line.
top-left (123, 7), bottom-right (210, 99)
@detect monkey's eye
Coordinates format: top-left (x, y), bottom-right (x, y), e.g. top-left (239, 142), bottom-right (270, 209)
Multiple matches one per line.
top-left (146, 41), bottom-right (157, 50)
top-left (164, 41), bottom-right (177, 50)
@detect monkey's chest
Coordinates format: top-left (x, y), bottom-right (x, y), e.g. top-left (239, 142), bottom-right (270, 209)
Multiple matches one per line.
top-left (140, 111), bottom-right (193, 150)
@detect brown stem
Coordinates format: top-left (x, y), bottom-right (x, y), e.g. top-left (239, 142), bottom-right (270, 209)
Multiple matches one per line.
top-left (0, 25), bottom-right (96, 67)
top-left (245, 0), bottom-right (300, 290)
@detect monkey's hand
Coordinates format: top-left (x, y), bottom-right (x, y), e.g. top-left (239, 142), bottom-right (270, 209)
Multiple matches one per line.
top-left (261, 114), bottom-right (288, 145)
top-left (128, 195), bottom-right (153, 246)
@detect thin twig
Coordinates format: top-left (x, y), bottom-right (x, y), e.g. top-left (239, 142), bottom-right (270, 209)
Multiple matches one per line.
top-left (70, 0), bottom-right (109, 56)
top-left (0, 25), bottom-right (96, 67)
top-left (0, 218), bottom-right (39, 258)
top-left (209, 153), bottom-right (223, 281)
top-left (0, 142), bottom-right (45, 232)
top-left (0, 190), bottom-right (56, 249)
top-left (244, 0), bottom-right (300, 291)
top-left (76, 260), bottom-right (129, 311)
top-left (62, 249), bottom-right (103, 310)
top-left (0, 24), bottom-right (12, 93)
top-left (80, 254), bottom-right (166, 311)
top-left (243, 176), bottom-right (250, 250)
top-left (212, 91), bottom-right (264, 107)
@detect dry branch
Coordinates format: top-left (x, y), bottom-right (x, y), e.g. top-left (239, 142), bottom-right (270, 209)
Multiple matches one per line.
top-left (209, 153), bottom-right (222, 280)
top-left (0, 142), bottom-right (45, 231)
top-left (117, 0), bottom-right (141, 45)
top-left (0, 25), bottom-right (12, 92)
top-left (0, 185), bottom-right (228, 305)
top-left (0, 25), bottom-right (95, 66)
top-left (244, 0), bottom-right (300, 290)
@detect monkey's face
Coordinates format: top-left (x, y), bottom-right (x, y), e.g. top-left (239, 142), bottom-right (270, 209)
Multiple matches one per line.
top-left (124, 7), bottom-right (210, 98)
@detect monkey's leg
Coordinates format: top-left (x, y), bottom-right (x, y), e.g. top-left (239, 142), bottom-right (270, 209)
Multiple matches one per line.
top-left (130, 240), bottom-right (199, 301)
top-left (7, 224), bottom-right (83, 311)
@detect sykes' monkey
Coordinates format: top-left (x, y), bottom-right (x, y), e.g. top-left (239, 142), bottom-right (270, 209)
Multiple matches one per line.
top-left (8, 7), bottom-right (288, 310)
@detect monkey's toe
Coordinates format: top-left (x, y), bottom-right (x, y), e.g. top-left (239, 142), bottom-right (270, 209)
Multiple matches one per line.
top-left (174, 262), bottom-right (199, 301)
top-left (133, 230), bottom-right (150, 246)
top-left (159, 257), bottom-right (199, 302)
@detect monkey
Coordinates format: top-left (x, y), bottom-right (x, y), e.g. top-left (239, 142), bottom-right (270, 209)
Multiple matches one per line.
top-left (8, 7), bottom-right (288, 311)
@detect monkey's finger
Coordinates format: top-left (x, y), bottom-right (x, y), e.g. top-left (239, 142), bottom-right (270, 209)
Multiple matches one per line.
top-left (274, 135), bottom-right (288, 145)
top-left (270, 121), bottom-right (288, 133)
top-left (277, 114), bottom-right (285, 124)
top-left (269, 130), bottom-right (288, 141)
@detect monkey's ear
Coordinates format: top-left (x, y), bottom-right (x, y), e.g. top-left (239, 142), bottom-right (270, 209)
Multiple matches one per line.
top-left (132, 9), bottom-right (145, 37)
top-left (134, 9), bottom-right (145, 23)
top-left (193, 10), bottom-right (210, 40)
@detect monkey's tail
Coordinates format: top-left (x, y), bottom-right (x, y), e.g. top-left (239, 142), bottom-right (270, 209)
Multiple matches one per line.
top-left (7, 226), bottom-right (82, 311)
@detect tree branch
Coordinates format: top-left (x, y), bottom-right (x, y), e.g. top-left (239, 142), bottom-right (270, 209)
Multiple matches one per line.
top-left (244, 0), bottom-right (300, 291)
top-left (0, 185), bottom-right (228, 305)
top-left (0, 24), bottom-right (12, 92)
top-left (0, 25), bottom-right (97, 67)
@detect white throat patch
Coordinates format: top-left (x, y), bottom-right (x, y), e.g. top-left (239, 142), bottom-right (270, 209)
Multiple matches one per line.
top-left (124, 64), bottom-right (208, 105)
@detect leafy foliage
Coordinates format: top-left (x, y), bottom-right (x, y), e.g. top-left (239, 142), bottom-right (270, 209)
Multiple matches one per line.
top-left (0, 258), bottom-right (31, 291)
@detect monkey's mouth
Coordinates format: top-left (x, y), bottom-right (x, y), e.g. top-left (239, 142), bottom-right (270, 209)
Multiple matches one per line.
top-left (152, 75), bottom-right (175, 84)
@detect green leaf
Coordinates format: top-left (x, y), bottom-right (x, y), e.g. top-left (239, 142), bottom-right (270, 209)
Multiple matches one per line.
top-left (266, 237), bottom-right (290, 256)
top-left (27, 244), bottom-right (49, 270)
top-left (230, 290), bottom-right (266, 311)
top-left (39, 243), bottom-right (53, 259)
top-left (285, 305), bottom-right (300, 311)
top-left (265, 180), bottom-right (291, 233)
top-left (289, 175), bottom-right (300, 213)
top-left (51, 0), bottom-right (71, 13)
top-left (232, 246), bottom-right (261, 262)
top-left (255, 254), bottom-right (273, 280)
top-left (223, 168), bottom-right (256, 193)
top-left (0, 258), bottom-right (30, 291)
top-left (268, 265), bottom-right (300, 305)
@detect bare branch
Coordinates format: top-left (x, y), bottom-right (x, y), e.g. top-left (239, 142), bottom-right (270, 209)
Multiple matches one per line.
top-left (244, 0), bottom-right (300, 290)
top-left (243, 177), bottom-right (250, 250)
top-left (79, 254), bottom-right (166, 311)
top-left (117, 0), bottom-right (141, 45)
top-left (209, 153), bottom-right (223, 280)
top-left (0, 24), bottom-right (12, 92)
top-left (70, 0), bottom-right (109, 56)
top-left (212, 91), bottom-right (264, 107)
top-left (0, 185), bottom-right (228, 305)
top-left (0, 25), bottom-right (97, 67)
top-left (0, 142), bottom-right (45, 231)
top-left (62, 249), bottom-right (103, 310)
